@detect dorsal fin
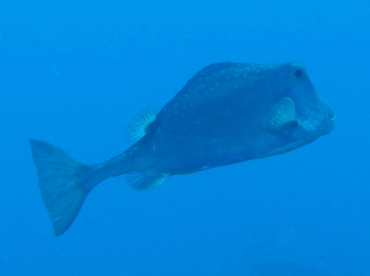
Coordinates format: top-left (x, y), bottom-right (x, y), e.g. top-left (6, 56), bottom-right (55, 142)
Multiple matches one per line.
top-left (125, 106), bottom-right (157, 144)
top-left (268, 97), bottom-right (297, 131)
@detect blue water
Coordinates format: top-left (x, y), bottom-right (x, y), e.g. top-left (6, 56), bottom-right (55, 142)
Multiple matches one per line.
top-left (1, 1), bottom-right (369, 275)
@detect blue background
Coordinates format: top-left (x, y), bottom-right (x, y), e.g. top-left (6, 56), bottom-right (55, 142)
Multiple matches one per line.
top-left (1, 0), bottom-right (369, 275)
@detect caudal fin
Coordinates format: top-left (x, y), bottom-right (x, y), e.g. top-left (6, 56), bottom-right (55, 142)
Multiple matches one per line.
top-left (29, 139), bottom-right (99, 236)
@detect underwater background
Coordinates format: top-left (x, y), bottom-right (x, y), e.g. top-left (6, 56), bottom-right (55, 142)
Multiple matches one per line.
top-left (1, 0), bottom-right (369, 275)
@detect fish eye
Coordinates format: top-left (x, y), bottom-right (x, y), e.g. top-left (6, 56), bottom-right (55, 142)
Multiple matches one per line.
top-left (290, 63), bottom-right (306, 80)
top-left (294, 69), bottom-right (304, 79)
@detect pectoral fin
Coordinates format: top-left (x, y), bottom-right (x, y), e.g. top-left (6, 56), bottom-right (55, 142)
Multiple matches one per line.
top-left (268, 97), bottom-right (297, 131)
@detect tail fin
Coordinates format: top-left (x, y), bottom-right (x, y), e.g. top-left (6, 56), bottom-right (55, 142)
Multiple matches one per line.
top-left (29, 139), bottom-right (100, 236)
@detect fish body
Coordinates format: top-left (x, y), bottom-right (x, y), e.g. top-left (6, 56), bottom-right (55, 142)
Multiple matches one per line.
top-left (29, 62), bottom-right (335, 235)
top-left (126, 62), bottom-right (334, 174)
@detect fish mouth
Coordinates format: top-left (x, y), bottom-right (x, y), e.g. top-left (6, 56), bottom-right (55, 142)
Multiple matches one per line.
top-left (328, 106), bottom-right (336, 121)
top-left (322, 106), bottom-right (335, 135)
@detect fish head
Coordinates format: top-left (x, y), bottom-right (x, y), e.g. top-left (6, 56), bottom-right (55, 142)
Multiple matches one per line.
top-left (263, 62), bottom-right (335, 156)
top-left (277, 62), bottom-right (335, 141)
top-left (289, 62), bottom-right (335, 134)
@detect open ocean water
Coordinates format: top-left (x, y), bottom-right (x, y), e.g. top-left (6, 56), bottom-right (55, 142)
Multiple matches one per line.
top-left (0, 0), bottom-right (369, 275)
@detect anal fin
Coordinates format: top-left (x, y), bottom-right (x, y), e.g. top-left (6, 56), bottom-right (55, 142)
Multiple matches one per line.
top-left (127, 169), bottom-right (165, 190)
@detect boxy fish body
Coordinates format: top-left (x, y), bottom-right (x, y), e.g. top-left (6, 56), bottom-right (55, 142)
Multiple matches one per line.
top-left (29, 62), bottom-right (335, 235)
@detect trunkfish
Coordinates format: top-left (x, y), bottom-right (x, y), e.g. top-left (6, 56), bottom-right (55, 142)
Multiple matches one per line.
top-left (29, 62), bottom-right (335, 235)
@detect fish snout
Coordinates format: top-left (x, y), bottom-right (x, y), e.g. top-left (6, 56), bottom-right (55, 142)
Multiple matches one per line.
top-left (328, 106), bottom-right (336, 121)
top-left (322, 106), bottom-right (336, 135)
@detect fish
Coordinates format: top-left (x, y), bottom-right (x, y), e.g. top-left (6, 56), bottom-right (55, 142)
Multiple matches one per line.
top-left (29, 62), bottom-right (335, 235)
